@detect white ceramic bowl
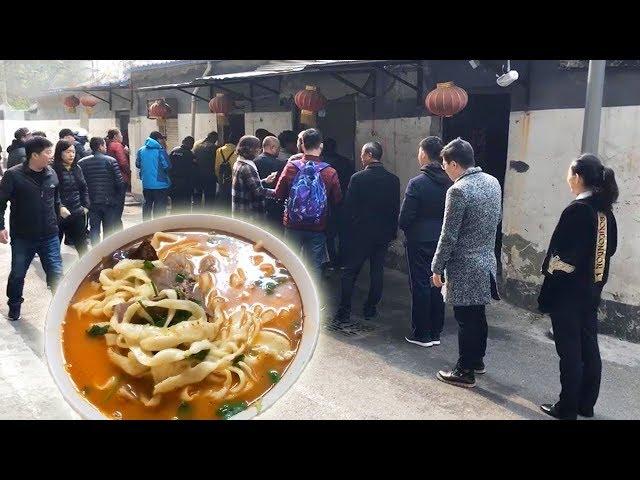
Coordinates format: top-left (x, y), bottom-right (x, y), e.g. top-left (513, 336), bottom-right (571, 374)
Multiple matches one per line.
top-left (44, 214), bottom-right (320, 420)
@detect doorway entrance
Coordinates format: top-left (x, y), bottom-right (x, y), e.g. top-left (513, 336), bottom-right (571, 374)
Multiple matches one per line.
top-left (115, 111), bottom-right (130, 147)
top-left (219, 114), bottom-right (245, 144)
top-left (443, 93), bottom-right (510, 273)
top-left (317, 96), bottom-right (356, 168)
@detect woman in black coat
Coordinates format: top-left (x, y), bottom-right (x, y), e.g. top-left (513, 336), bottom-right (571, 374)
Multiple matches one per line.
top-left (538, 154), bottom-right (619, 420)
top-left (53, 140), bottom-right (91, 257)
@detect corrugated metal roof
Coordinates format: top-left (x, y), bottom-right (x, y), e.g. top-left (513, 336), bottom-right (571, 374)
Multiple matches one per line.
top-left (198, 60), bottom-right (385, 82)
top-left (126, 60), bottom-right (211, 73)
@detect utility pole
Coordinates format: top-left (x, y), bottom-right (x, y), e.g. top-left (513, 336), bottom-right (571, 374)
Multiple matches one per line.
top-left (581, 60), bottom-right (606, 154)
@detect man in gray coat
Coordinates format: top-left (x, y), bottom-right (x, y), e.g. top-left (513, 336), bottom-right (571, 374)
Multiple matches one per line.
top-left (431, 138), bottom-right (502, 388)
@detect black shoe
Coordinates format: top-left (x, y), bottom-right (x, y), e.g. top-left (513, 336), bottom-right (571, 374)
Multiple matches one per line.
top-left (8, 304), bottom-right (21, 321)
top-left (578, 407), bottom-right (594, 418)
top-left (540, 403), bottom-right (577, 420)
top-left (473, 361), bottom-right (486, 375)
top-left (405, 334), bottom-right (434, 347)
top-left (437, 366), bottom-right (476, 388)
top-left (363, 305), bottom-right (377, 319)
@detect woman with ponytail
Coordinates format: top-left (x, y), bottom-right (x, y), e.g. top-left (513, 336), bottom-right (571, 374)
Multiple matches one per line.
top-left (538, 154), bottom-right (619, 419)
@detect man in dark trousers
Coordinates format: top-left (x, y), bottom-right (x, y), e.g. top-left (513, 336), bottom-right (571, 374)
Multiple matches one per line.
top-left (399, 137), bottom-right (452, 347)
top-left (0, 136), bottom-right (63, 321)
top-left (255, 136), bottom-right (285, 232)
top-left (169, 136), bottom-right (196, 214)
top-left (78, 137), bottom-right (125, 246)
top-left (334, 141), bottom-right (400, 323)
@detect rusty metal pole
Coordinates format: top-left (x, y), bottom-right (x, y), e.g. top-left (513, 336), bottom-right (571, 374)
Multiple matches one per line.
top-left (581, 60), bottom-right (606, 154)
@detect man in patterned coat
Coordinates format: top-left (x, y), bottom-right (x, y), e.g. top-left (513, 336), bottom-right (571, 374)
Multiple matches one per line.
top-left (431, 137), bottom-right (502, 388)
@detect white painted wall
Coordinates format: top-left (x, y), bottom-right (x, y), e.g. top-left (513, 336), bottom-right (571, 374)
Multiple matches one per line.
top-left (503, 107), bottom-right (640, 308)
top-left (355, 116), bottom-right (433, 197)
top-left (245, 112), bottom-right (292, 138)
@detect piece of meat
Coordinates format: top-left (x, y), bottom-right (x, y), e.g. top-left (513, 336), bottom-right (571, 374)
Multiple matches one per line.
top-left (198, 255), bottom-right (219, 274)
top-left (150, 267), bottom-right (177, 292)
top-left (163, 252), bottom-right (194, 274)
top-left (113, 301), bottom-right (135, 323)
top-left (127, 240), bottom-right (159, 261)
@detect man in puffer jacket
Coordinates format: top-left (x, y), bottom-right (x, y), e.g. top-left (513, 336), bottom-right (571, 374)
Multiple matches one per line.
top-left (78, 137), bottom-right (125, 246)
top-left (136, 131), bottom-right (171, 220)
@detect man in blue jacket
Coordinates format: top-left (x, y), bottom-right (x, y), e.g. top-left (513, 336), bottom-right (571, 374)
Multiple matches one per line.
top-left (399, 136), bottom-right (452, 348)
top-left (136, 131), bottom-right (171, 220)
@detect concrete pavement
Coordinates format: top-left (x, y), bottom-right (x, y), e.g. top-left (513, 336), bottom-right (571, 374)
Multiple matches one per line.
top-left (1, 205), bottom-right (639, 420)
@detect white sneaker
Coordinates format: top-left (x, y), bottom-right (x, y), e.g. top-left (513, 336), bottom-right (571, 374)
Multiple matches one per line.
top-left (431, 340), bottom-right (441, 346)
top-left (405, 336), bottom-right (434, 347)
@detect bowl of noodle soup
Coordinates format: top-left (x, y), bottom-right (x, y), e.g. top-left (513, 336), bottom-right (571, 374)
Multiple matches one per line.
top-left (45, 214), bottom-right (320, 420)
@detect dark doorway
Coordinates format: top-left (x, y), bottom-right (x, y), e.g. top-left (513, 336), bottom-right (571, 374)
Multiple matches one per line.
top-left (115, 111), bottom-right (130, 147)
top-left (220, 114), bottom-right (245, 144)
top-left (443, 93), bottom-right (510, 274)
top-left (317, 96), bottom-right (356, 168)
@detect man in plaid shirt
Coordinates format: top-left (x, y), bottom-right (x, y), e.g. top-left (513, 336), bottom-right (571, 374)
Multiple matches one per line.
top-left (231, 135), bottom-right (277, 222)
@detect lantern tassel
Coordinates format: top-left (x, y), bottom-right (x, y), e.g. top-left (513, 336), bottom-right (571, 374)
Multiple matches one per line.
top-left (300, 109), bottom-right (317, 127)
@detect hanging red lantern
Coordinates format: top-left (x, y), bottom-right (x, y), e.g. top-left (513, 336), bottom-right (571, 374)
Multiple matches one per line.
top-left (79, 95), bottom-right (98, 115)
top-left (425, 81), bottom-right (468, 117)
top-left (148, 99), bottom-right (171, 119)
top-left (208, 93), bottom-right (234, 126)
top-left (294, 85), bottom-right (327, 127)
top-left (63, 95), bottom-right (80, 113)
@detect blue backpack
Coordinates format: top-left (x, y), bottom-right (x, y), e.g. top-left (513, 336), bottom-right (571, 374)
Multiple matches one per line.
top-left (287, 159), bottom-right (330, 227)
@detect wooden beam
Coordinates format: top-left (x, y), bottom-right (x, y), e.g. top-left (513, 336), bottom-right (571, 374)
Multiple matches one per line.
top-left (331, 73), bottom-right (374, 98)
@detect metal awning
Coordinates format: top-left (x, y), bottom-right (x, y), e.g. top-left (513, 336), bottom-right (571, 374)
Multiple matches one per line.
top-left (44, 80), bottom-right (133, 108)
top-left (135, 60), bottom-right (425, 105)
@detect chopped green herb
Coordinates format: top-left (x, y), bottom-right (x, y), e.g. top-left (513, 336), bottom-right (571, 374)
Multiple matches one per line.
top-left (151, 281), bottom-right (159, 297)
top-left (86, 324), bottom-right (110, 337)
top-left (272, 274), bottom-right (289, 284)
top-left (168, 309), bottom-right (192, 326)
top-left (264, 282), bottom-right (277, 295)
top-left (216, 401), bottom-right (248, 419)
top-left (254, 279), bottom-right (262, 287)
top-left (177, 401), bottom-right (192, 419)
top-left (143, 260), bottom-right (155, 271)
top-left (103, 377), bottom-right (121, 402)
top-left (268, 370), bottom-right (281, 384)
top-left (138, 301), bottom-right (167, 327)
top-left (188, 349), bottom-right (210, 362)
top-left (175, 273), bottom-right (186, 283)
top-left (233, 354), bottom-right (245, 365)
top-left (278, 268), bottom-right (290, 276)
top-left (175, 289), bottom-right (185, 300)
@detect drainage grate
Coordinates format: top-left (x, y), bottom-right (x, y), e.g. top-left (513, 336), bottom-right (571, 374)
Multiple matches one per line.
top-left (323, 318), bottom-right (381, 339)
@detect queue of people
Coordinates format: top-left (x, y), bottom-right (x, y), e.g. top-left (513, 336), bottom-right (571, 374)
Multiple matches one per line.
top-left (0, 121), bottom-right (621, 420)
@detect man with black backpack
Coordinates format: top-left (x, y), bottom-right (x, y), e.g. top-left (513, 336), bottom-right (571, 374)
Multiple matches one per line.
top-left (215, 131), bottom-right (240, 212)
top-left (272, 128), bottom-right (342, 279)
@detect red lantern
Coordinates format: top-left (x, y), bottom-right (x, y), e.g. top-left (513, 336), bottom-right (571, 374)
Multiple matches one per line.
top-left (208, 93), bottom-right (234, 126)
top-left (79, 95), bottom-right (98, 115)
top-left (63, 95), bottom-right (80, 113)
top-left (294, 85), bottom-right (327, 126)
top-left (148, 99), bottom-right (171, 119)
top-left (425, 81), bottom-right (468, 117)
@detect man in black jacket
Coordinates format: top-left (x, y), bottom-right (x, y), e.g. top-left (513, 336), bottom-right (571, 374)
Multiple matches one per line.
top-left (78, 137), bottom-right (125, 246)
top-left (0, 136), bottom-right (63, 321)
top-left (334, 141), bottom-right (400, 323)
top-left (59, 128), bottom-right (88, 163)
top-left (192, 131), bottom-right (218, 211)
top-left (169, 136), bottom-right (196, 214)
top-left (322, 138), bottom-right (355, 270)
top-left (255, 136), bottom-right (285, 232)
top-left (399, 136), bottom-right (452, 347)
top-left (6, 127), bottom-right (33, 169)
